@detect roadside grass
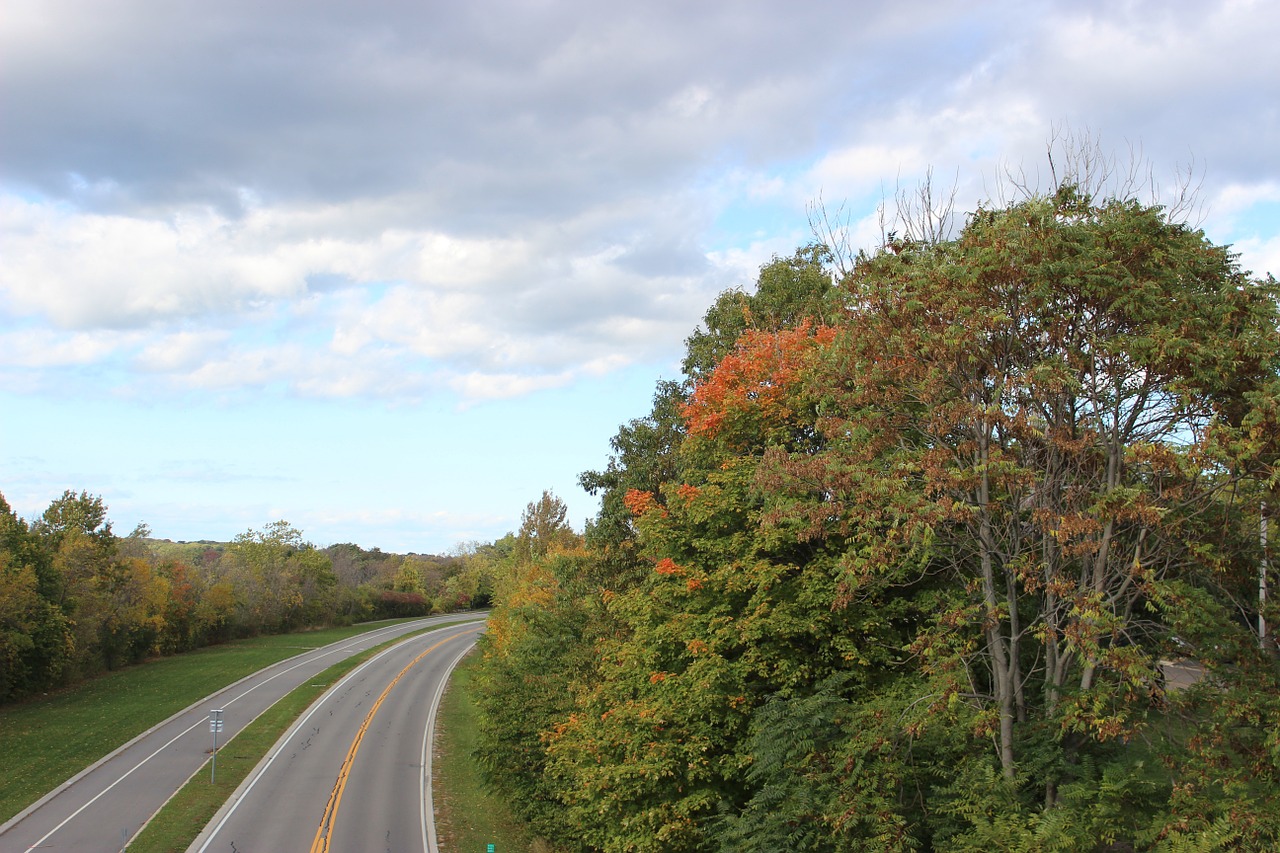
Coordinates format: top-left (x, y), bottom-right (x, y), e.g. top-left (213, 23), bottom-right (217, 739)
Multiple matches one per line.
top-left (433, 650), bottom-right (550, 853)
top-left (126, 639), bottom-right (391, 852)
top-left (130, 619), bottom-right (484, 852)
top-left (0, 619), bottom-right (422, 823)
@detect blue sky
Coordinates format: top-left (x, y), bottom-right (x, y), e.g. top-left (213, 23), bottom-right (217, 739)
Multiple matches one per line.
top-left (3, 0), bottom-right (1279, 553)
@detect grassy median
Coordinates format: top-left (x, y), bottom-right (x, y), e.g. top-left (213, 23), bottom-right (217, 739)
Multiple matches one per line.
top-left (1, 616), bottom-right (515, 852)
top-left (0, 618), bottom-right (435, 824)
top-left (126, 642), bottom-right (385, 852)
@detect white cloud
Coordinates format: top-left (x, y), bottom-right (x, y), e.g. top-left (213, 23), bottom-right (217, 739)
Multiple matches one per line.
top-left (1, 0), bottom-right (1276, 408)
top-left (1232, 234), bottom-right (1280, 280)
top-left (133, 330), bottom-right (231, 372)
top-left (808, 144), bottom-right (929, 196)
top-left (447, 370), bottom-right (575, 402)
top-left (2, 0), bottom-right (1276, 553)
top-left (0, 328), bottom-right (140, 367)
top-left (667, 85), bottom-right (715, 120)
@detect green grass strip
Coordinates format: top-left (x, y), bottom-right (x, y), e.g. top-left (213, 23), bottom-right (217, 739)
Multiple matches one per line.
top-left (433, 650), bottom-right (549, 853)
top-left (128, 618), bottom-right (484, 852)
top-left (0, 618), bottom-right (440, 822)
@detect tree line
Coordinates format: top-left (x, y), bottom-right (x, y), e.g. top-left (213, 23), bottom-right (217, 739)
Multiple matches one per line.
top-left (0, 492), bottom-right (496, 704)
top-left (472, 179), bottom-right (1280, 850)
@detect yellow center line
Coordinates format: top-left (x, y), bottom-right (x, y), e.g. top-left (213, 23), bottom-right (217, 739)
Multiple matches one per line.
top-left (310, 626), bottom-right (483, 853)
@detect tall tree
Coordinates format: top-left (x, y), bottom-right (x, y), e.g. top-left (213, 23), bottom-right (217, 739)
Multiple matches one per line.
top-left (754, 186), bottom-right (1280, 844)
top-left (514, 490), bottom-right (578, 563)
top-left (0, 494), bottom-right (73, 700)
top-left (478, 181), bottom-right (1280, 850)
top-left (222, 521), bottom-right (336, 632)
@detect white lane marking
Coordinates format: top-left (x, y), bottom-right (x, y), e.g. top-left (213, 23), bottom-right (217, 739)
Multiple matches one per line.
top-left (194, 626), bottom-right (477, 853)
top-left (23, 645), bottom-right (357, 853)
top-left (421, 637), bottom-right (479, 853)
top-left (17, 617), bottom-right (458, 852)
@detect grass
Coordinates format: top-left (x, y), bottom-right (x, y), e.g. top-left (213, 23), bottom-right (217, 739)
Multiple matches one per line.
top-left (130, 619), bottom-right (486, 852)
top-left (0, 619), bottom-right (423, 823)
top-left (0, 615), bottom-right (505, 852)
top-left (433, 650), bottom-right (548, 853)
top-left (125, 636), bottom-right (402, 852)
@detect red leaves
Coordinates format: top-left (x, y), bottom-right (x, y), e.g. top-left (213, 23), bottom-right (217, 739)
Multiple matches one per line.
top-left (675, 483), bottom-right (701, 503)
top-left (654, 558), bottom-right (684, 576)
top-left (624, 488), bottom-right (660, 516)
top-left (683, 321), bottom-right (837, 441)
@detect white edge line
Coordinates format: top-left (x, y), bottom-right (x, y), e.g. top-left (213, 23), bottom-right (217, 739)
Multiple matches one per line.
top-left (126, 621), bottom-right (445, 846)
top-left (0, 616), bottom-right (446, 840)
top-left (189, 622), bottom-right (482, 853)
top-left (189, 643), bottom-right (402, 853)
top-left (421, 635), bottom-right (481, 853)
top-left (135, 617), bottom-right (486, 847)
top-left (15, 621), bottom-right (432, 851)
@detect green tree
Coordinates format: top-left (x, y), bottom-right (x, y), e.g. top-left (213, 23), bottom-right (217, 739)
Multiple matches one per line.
top-left (513, 491), bottom-right (579, 564)
top-left (222, 521), bottom-right (336, 632)
top-left (682, 243), bottom-right (835, 380)
top-left (485, 253), bottom-right (845, 850)
top-left (31, 490), bottom-right (113, 546)
top-left (477, 179), bottom-right (1280, 851)
top-left (474, 549), bottom-right (596, 839)
top-left (752, 187), bottom-right (1280, 845)
top-left (0, 495), bottom-right (73, 701)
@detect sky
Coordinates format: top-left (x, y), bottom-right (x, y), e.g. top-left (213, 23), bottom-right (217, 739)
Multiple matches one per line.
top-left (2, 0), bottom-right (1279, 554)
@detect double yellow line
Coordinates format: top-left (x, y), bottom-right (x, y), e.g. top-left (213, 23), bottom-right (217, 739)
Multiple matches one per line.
top-left (310, 627), bottom-right (482, 853)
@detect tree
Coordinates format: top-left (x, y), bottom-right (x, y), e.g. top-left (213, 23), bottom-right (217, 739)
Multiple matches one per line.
top-left (490, 253), bottom-right (847, 850)
top-left (222, 521), bottom-right (336, 632)
top-left (514, 491), bottom-right (578, 563)
top-left (0, 493), bottom-right (73, 700)
top-left (751, 186), bottom-right (1280, 844)
top-left (32, 490), bottom-right (113, 547)
top-left (477, 167), bottom-right (1280, 849)
top-left (682, 244), bottom-right (835, 381)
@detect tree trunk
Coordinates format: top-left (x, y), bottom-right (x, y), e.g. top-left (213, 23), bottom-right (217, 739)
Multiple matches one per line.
top-left (977, 427), bottom-right (1017, 780)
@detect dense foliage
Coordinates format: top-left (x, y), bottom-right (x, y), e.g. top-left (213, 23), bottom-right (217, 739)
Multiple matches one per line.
top-left (0, 494), bottom-right (495, 703)
top-left (474, 190), bottom-right (1280, 851)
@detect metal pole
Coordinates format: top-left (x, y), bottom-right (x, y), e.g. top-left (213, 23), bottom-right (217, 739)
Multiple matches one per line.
top-left (210, 710), bottom-right (224, 783)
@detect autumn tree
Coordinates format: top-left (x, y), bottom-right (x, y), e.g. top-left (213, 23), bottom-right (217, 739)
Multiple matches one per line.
top-left (581, 246), bottom-right (837, 556)
top-left (478, 174), bottom-right (1280, 850)
top-left (682, 243), bottom-right (835, 380)
top-left (482, 253), bottom-right (846, 850)
top-left (750, 186), bottom-right (1280, 846)
top-left (514, 491), bottom-right (579, 563)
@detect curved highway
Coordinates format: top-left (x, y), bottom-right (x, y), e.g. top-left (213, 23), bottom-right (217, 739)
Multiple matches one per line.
top-left (190, 622), bottom-right (481, 853)
top-left (0, 614), bottom-right (485, 853)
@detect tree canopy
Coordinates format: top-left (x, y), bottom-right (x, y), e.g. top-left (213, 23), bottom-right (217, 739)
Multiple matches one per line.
top-left (474, 188), bottom-right (1280, 851)
top-left (0, 503), bottom-right (495, 703)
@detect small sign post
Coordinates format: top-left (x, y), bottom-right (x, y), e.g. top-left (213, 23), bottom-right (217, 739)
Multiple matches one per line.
top-left (209, 709), bottom-right (224, 783)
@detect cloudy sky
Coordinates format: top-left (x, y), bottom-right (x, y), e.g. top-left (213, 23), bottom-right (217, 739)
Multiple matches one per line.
top-left (3, 0), bottom-right (1278, 553)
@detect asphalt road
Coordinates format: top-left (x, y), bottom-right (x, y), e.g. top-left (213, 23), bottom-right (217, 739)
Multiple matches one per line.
top-left (0, 614), bottom-right (485, 853)
top-left (189, 622), bottom-right (482, 853)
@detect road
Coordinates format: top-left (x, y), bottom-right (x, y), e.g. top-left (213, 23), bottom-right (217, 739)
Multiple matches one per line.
top-left (189, 622), bottom-right (481, 853)
top-left (0, 615), bottom-right (485, 853)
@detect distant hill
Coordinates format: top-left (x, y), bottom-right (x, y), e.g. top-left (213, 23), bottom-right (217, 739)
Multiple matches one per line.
top-left (142, 538), bottom-right (227, 564)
